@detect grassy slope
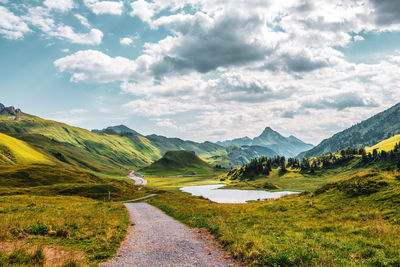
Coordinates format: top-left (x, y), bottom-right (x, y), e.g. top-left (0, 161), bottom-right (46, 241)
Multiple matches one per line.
top-left (0, 133), bottom-right (53, 165)
top-left (0, 164), bottom-right (146, 201)
top-left (367, 134), bottom-right (400, 153)
top-left (146, 170), bottom-right (400, 266)
top-left (140, 150), bottom-right (220, 176)
top-left (0, 114), bottom-right (162, 170)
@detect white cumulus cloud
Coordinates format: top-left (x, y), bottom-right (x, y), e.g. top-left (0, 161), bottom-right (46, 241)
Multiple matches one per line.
top-left (43, 0), bottom-right (74, 12)
top-left (0, 6), bottom-right (30, 39)
top-left (83, 0), bottom-right (124, 15)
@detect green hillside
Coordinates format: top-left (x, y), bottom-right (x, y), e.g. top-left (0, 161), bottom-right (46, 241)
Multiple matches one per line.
top-left (300, 102), bottom-right (400, 158)
top-left (220, 138), bottom-right (400, 191)
top-left (0, 132), bottom-right (53, 165)
top-left (140, 150), bottom-right (218, 176)
top-left (0, 112), bottom-right (162, 172)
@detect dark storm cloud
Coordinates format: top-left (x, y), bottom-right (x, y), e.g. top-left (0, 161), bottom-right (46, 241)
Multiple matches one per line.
top-left (370, 0), bottom-right (400, 26)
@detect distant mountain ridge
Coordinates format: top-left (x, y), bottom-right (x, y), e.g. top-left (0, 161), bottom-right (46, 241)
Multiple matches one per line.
top-left (299, 102), bottom-right (400, 158)
top-left (217, 127), bottom-right (314, 157)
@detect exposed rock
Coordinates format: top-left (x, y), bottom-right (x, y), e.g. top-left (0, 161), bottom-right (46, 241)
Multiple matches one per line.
top-left (0, 106), bottom-right (22, 116)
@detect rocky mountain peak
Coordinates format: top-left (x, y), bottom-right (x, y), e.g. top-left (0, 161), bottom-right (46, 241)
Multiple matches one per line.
top-left (259, 127), bottom-right (283, 138)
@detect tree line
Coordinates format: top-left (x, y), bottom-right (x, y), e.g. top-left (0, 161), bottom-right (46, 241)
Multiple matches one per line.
top-left (227, 142), bottom-right (400, 180)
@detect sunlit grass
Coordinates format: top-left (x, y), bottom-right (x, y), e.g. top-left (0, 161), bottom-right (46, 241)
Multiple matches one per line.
top-left (0, 195), bottom-right (130, 265)
top-left (147, 171), bottom-right (400, 266)
top-left (367, 134), bottom-right (400, 153)
top-left (0, 133), bottom-right (52, 165)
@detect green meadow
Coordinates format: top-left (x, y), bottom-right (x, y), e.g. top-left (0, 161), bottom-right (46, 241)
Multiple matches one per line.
top-left (146, 170), bottom-right (400, 266)
top-left (0, 195), bottom-right (129, 266)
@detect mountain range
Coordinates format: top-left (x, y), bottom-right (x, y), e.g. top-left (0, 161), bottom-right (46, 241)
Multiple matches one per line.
top-left (217, 127), bottom-right (314, 157)
top-left (1, 101), bottom-right (400, 169)
top-left (94, 126), bottom-right (280, 167)
top-left (0, 103), bottom-right (289, 170)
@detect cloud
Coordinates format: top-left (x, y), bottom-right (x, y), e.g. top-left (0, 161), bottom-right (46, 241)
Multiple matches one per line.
top-left (43, 0), bottom-right (74, 12)
top-left (53, 26), bottom-right (103, 45)
top-left (353, 35), bottom-right (364, 42)
top-left (129, 0), bottom-right (159, 24)
top-left (54, 50), bottom-right (137, 82)
top-left (120, 35), bottom-right (138, 46)
top-left (370, 0), bottom-right (400, 26)
top-left (23, 7), bottom-right (103, 45)
top-left (147, 11), bottom-right (282, 78)
top-left (301, 92), bottom-right (378, 111)
top-left (151, 118), bottom-right (179, 129)
top-left (0, 6), bottom-right (30, 39)
top-left (83, 0), bottom-right (124, 15)
top-left (263, 47), bottom-right (341, 73)
top-left (74, 14), bottom-right (90, 28)
top-left (50, 0), bottom-right (400, 143)
top-left (123, 97), bottom-right (208, 117)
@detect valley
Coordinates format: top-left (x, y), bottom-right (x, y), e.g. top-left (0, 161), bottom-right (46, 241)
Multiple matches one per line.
top-left (1, 102), bottom-right (400, 266)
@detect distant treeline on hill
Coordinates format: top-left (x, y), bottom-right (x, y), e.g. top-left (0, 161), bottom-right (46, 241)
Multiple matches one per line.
top-left (227, 143), bottom-right (400, 180)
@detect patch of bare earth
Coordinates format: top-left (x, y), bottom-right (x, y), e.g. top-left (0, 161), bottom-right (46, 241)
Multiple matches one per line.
top-left (0, 241), bottom-right (85, 266)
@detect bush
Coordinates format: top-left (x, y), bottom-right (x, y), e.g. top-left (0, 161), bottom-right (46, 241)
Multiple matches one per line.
top-left (27, 224), bottom-right (49, 235)
top-left (56, 229), bottom-right (70, 238)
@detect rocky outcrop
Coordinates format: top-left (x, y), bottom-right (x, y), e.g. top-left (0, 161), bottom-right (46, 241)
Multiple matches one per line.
top-left (0, 105), bottom-right (22, 116)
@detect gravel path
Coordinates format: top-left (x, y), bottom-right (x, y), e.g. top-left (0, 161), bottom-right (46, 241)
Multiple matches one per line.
top-left (128, 171), bottom-right (147, 186)
top-left (101, 203), bottom-right (238, 267)
top-left (121, 194), bottom-right (158, 203)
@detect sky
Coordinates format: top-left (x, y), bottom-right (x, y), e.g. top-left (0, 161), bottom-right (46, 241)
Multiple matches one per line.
top-left (1, 0), bottom-right (400, 145)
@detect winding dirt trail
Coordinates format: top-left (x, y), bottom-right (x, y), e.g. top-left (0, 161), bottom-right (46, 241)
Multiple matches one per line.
top-left (101, 202), bottom-right (238, 267)
top-left (128, 171), bottom-right (147, 186)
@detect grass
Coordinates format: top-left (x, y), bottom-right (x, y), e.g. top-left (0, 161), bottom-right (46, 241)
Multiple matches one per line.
top-left (146, 170), bottom-right (400, 266)
top-left (367, 134), bottom-right (400, 153)
top-left (0, 164), bottom-right (144, 201)
top-left (0, 195), bottom-right (130, 266)
top-left (0, 246), bottom-right (46, 267)
top-left (0, 133), bottom-right (53, 165)
top-left (146, 176), bottom-right (222, 192)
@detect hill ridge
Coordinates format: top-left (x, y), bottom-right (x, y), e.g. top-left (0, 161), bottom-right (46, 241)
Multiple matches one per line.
top-left (300, 102), bottom-right (400, 158)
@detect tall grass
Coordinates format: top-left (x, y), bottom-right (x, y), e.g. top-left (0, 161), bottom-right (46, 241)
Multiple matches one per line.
top-left (0, 195), bottom-right (130, 265)
top-left (147, 171), bottom-right (400, 266)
